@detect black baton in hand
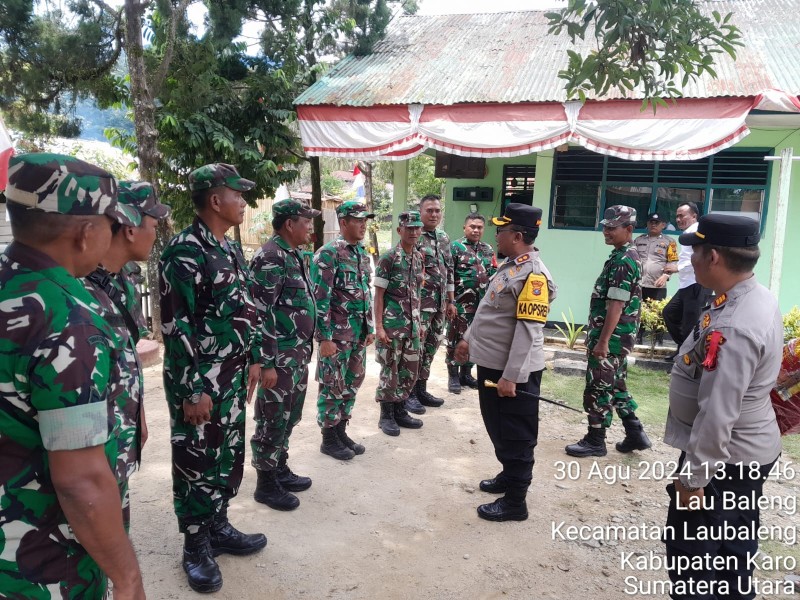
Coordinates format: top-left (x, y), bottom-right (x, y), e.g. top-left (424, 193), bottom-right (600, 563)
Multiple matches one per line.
top-left (482, 380), bottom-right (584, 413)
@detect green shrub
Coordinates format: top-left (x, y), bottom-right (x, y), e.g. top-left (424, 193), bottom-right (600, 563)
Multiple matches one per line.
top-left (554, 308), bottom-right (585, 350)
top-left (784, 306), bottom-right (800, 342)
top-left (640, 297), bottom-right (669, 356)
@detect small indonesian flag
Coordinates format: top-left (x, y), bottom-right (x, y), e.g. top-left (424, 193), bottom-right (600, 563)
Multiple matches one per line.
top-left (352, 164), bottom-right (365, 198)
top-left (0, 115), bottom-right (14, 191)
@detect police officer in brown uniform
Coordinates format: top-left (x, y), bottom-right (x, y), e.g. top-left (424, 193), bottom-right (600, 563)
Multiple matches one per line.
top-left (634, 212), bottom-right (678, 303)
top-left (455, 203), bottom-right (556, 522)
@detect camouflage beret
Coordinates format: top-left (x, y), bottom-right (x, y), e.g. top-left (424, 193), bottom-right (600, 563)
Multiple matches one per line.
top-left (118, 181), bottom-right (171, 220)
top-left (398, 210), bottom-right (423, 227)
top-left (600, 205), bottom-right (637, 227)
top-left (272, 198), bottom-right (321, 219)
top-left (4, 153), bottom-right (139, 226)
top-left (337, 200), bottom-right (375, 219)
top-left (189, 163), bottom-right (255, 192)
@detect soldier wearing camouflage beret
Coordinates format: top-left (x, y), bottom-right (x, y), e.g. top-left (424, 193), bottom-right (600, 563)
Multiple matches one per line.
top-left (0, 153), bottom-right (145, 598)
top-left (83, 180), bottom-right (170, 532)
top-left (311, 201), bottom-right (376, 460)
top-left (566, 205), bottom-right (651, 458)
top-left (159, 163), bottom-right (266, 593)
top-left (373, 211), bottom-right (426, 436)
top-left (250, 198), bottom-right (320, 510)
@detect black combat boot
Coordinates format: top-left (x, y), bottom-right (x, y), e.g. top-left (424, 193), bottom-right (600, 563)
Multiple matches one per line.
top-left (276, 454), bottom-right (312, 492)
top-left (416, 379), bottom-right (444, 407)
top-left (336, 419), bottom-right (365, 455)
top-left (378, 402), bottom-right (400, 436)
top-left (183, 530), bottom-right (223, 593)
top-left (615, 416), bottom-right (652, 453)
top-left (565, 426), bottom-right (607, 457)
top-left (448, 365), bottom-right (461, 394)
top-left (394, 401), bottom-right (423, 429)
top-left (404, 390), bottom-right (426, 415)
top-left (477, 486), bottom-right (529, 522)
top-left (460, 365), bottom-right (479, 389)
top-left (479, 473), bottom-right (508, 494)
top-left (209, 511), bottom-right (267, 557)
top-left (254, 469), bottom-right (300, 511)
top-left (320, 426), bottom-right (356, 460)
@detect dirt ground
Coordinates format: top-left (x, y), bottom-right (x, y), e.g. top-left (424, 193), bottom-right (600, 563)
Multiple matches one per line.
top-left (131, 349), bottom-right (800, 600)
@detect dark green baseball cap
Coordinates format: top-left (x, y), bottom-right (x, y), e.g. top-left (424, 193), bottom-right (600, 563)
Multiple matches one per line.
top-left (398, 210), bottom-right (423, 227)
top-left (337, 201), bottom-right (375, 219)
top-left (272, 198), bottom-right (321, 219)
top-left (188, 163), bottom-right (255, 192)
top-left (118, 181), bottom-right (171, 220)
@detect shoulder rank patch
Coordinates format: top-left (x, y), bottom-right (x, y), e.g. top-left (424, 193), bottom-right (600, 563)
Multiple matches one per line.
top-left (517, 273), bottom-right (549, 322)
top-left (683, 354), bottom-right (691, 365)
top-left (701, 313), bottom-right (711, 329)
top-left (515, 253), bottom-right (530, 264)
top-left (713, 293), bottom-right (727, 308)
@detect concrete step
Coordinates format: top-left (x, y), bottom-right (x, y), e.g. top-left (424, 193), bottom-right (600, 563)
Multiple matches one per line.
top-left (553, 358), bottom-right (586, 377)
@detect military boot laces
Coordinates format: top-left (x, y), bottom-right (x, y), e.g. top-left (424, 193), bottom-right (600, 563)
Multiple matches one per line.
top-left (336, 420), bottom-right (365, 455)
top-left (378, 402), bottom-right (400, 436)
top-left (393, 401), bottom-right (423, 429)
top-left (615, 417), bottom-right (652, 453)
top-left (416, 379), bottom-right (444, 407)
top-left (183, 531), bottom-right (223, 594)
top-left (447, 365), bottom-right (462, 394)
top-left (565, 426), bottom-right (607, 457)
top-left (320, 426), bottom-right (355, 460)
top-left (276, 463), bottom-right (312, 492)
top-left (209, 519), bottom-right (267, 557)
top-left (404, 391), bottom-right (427, 414)
top-left (459, 365), bottom-right (479, 388)
top-left (254, 469), bottom-right (300, 511)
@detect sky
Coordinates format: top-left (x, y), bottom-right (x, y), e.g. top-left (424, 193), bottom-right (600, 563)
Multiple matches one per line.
top-left (417, 0), bottom-right (565, 14)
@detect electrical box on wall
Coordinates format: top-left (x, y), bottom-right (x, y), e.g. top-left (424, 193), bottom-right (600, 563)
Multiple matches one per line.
top-left (453, 187), bottom-right (493, 202)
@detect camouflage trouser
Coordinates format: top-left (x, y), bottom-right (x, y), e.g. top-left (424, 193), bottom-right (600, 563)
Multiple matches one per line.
top-left (251, 352), bottom-right (310, 471)
top-left (168, 367), bottom-right (246, 534)
top-left (316, 339), bottom-right (368, 428)
top-left (445, 312), bottom-right (476, 368)
top-left (419, 308), bottom-right (446, 380)
top-left (583, 351), bottom-right (638, 428)
top-left (375, 336), bottom-right (420, 403)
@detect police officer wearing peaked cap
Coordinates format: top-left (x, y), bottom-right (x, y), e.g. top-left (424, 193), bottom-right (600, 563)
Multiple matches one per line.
top-left (455, 203), bottom-right (557, 522)
top-left (664, 213), bottom-right (782, 597)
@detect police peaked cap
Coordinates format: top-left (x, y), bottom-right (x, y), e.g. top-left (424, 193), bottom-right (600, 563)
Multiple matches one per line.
top-left (679, 213), bottom-right (760, 247)
top-left (491, 203), bottom-right (542, 230)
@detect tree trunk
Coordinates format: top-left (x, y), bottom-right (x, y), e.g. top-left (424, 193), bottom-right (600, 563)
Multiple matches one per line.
top-left (361, 161), bottom-right (380, 265)
top-left (309, 156), bottom-right (323, 251)
top-left (124, 0), bottom-right (169, 341)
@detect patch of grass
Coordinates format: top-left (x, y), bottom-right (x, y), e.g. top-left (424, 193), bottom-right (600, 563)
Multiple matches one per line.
top-left (541, 365), bottom-right (800, 462)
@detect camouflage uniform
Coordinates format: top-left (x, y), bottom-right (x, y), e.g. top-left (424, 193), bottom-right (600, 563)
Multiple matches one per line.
top-left (374, 239), bottom-right (425, 404)
top-left (416, 228), bottom-right (454, 380)
top-left (584, 241), bottom-right (643, 427)
top-left (0, 153), bottom-right (139, 598)
top-left (160, 214), bottom-right (262, 533)
top-left (446, 237), bottom-right (496, 368)
top-left (250, 232), bottom-right (317, 470)
top-left (312, 233), bottom-right (374, 428)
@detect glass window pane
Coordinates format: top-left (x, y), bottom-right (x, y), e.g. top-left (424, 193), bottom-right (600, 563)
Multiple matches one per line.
top-left (653, 188), bottom-right (706, 232)
top-left (710, 188), bottom-right (763, 221)
top-left (605, 186), bottom-right (652, 228)
top-left (552, 183), bottom-right (600, 228)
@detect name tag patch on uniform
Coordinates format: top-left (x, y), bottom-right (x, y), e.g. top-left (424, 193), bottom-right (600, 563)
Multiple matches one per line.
top-left (516, 273), bottom-right (549, 322)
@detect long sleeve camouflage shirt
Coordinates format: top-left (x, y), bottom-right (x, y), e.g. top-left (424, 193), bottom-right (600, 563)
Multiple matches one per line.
top-left (159, 217), bottom-right (262, 402)
top-left (417, 228), bottom-right (455, 313)
top-left (311, 235), bottom-right (373, 342)
top-left (374, 243), bottom-right (424, 339)
top-left (451, 237), bottom-right (496, 314)
top-left (251, 233), bottom-right (317, 368)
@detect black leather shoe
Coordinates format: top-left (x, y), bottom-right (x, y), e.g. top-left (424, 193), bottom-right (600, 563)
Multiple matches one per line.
top-left (447, 365), bottom-right (461, 394)
top-left (477, 498), bottom-right (528, 522)
top-left (183, 531), bottom-right (223, 593)
top-left (276, 464), bottom-right (313, 491)
top-left (479, 475), bottom-right (508, 494)
top-left (254, 469), bottom-right (300, 511)
top-left (459, 365), bottom-right (478, 388)
top-left (210, 521), bottom-right (267, 557)
top-left (394, 402), bottom-right (423, 428)
top-left (416, 380), bottom-right (444, 407)
top-left (404, 393), bottom-right (426, 415)
top-left (336, 420), bottom-right (365, 455)
top-left (565, 427), bottom-right (607, 457)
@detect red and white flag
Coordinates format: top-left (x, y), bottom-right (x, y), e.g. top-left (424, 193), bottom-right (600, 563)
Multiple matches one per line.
top-left (0, 115), bottom-right (14, 191)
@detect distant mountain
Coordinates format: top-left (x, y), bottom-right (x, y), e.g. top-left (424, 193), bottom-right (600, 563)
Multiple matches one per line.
top-left (74, 99), bottom-right (134, 142)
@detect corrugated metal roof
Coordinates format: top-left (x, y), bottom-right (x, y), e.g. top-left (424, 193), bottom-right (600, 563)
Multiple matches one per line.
top-left (295, 0), bottom-right (800, 106)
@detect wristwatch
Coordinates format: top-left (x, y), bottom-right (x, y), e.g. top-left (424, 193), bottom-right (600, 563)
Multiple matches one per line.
top-left (188, 392), bottom-right (202, 405)
top-left (679, 478), bottom-right (700, 492)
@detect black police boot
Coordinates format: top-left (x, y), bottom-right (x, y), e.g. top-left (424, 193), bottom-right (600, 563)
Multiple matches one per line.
top-left (460, 365), bottom-right (479, 389)
top-left (565, 426), bottom-right (607, 457)
top-left (394, 401), bottom-right (423, 429)
top-left (336, 419), bottom-right (365, 455)
top-left (378, 402), bottom-right (400, 436)
top-left (254, 469), bottom-right (300, 511)
top-left (479, 473), bottom-right (508, 494)
top-left (320, 426), bottom-right (356, 461)
top-left (447, 365), bottom-right (462, 394)
top-left (183, 530), bottom-right (223, 593)
top-left (209, 513), bottom-right (267, 557)
top-left (615, 416), bottom-right (652, 453)
top-left (416, 379), bottom-right (444, 407)
top-left (276, 454), bottom-right (312, 492)
top-left (404, 390), bottom-right (426, 415)
top-left (477, 486), bottom-right (529, 522)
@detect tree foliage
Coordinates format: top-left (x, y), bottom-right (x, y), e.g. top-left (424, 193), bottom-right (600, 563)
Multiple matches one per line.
top-left (546, 0), bottom-right (743, 107)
